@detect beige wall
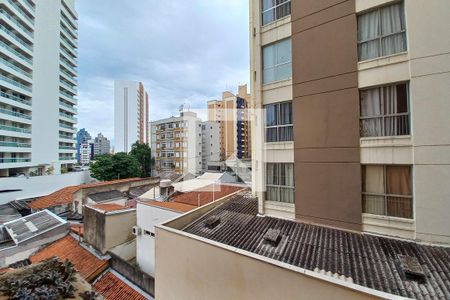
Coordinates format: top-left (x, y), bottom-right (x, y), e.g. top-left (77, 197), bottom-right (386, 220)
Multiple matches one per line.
top-left (104, 211), bottom-right (136, 251)
top-left (155, 227), bottom-right (384, 300)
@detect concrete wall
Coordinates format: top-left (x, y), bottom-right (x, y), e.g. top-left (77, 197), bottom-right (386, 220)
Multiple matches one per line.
top-left (0, 171), bottom-right (91, 204)
top-left (155, 227), bottom-right (384, 300)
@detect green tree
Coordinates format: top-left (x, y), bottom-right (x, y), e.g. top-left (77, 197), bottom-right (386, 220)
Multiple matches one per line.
top-left (90, 153), bottom-right (140, 181)
top-left (130, 142), bottom-right (152, 177)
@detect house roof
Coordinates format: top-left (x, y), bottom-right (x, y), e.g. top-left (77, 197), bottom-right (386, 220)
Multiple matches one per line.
top-left (87, 204), bottom-right (129, 213)
top-left (70, 224), bottom-right (84, 237)
top-left (29, 178), bottom-right (144, 210)
top-left (29, 235), bottom-right (108, 282)
top-left (93, 271), bottom-right (148, 300)
top-left (183, 192), bottom-right (450, 300)
top-left (88, 190), bottom-right (125, 202)
top-left (144, 201), bottom-right (196, 213)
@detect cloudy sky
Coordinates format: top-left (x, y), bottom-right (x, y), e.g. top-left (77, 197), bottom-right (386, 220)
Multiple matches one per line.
top-left (76, 1), bottom-right (250, 142)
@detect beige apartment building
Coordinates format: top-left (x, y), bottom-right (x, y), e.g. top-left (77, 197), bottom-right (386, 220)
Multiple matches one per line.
top-left (251, 0), bottom-right (450, 245)
top-left (207, 85), bottom-right (251, 161)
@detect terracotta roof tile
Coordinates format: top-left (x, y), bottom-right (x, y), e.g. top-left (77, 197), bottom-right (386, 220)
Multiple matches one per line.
top-left (70, 224), bottom-right (84, 237)
top-left (29, 235), bottom-right (108, 282)
top-left (29, 178), bottom-right (144, 210)
top-left (94, 271), bottom-right (148, 300)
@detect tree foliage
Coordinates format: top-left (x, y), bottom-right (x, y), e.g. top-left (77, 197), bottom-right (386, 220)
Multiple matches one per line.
top-left (130, 142), bottom-right (152, 177)
top-left (90, 153), bottom-right (140, 181)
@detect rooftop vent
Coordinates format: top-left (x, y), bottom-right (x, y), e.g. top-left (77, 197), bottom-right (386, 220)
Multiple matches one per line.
top-left (263, 229), bottom-right (281, 247)
top-left (398, 254), bottom-right (426, 281)
top-left (204, 216), bottom-right (220, 229)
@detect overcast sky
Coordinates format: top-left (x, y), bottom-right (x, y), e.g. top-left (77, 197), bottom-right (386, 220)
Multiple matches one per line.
top-left (76, 1), bottom-right (250, 142)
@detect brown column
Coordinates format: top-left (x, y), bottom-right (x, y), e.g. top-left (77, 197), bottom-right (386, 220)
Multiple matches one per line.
top-left (291, 0), bottom-right (361, 231)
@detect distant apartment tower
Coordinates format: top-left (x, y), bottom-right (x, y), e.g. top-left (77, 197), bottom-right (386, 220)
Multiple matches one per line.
top-left (207, 85), bottom-right (251, 161)
top-left (153, 111), bottom-right (202, 175)
top-left (79, 143), bottom-right (90, 166)
top-left (0, 0), bottom-right (78, 176)
top-left (114, 80), bottom-right (149, 153)
top-left (76, 128), bottom-right (90, 163)
top-left (93, 133), bottom-right (110, 157)
top-left (201, 121), bottom-right (220, 171)
top-left (251, 0), bottom-right (450, 244)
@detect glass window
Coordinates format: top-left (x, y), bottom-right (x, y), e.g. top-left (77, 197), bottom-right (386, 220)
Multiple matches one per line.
top-left (263, 39), bottom-right (292, 84)
top-left (265, 163), bottom-right (294, 204)
top-left (262, 0), bottom-right (291, 26)
top-left (362, 165), bottom-right (413, 218)
top-left (357, 2), bottom-right (406, 61)
top-left (265, 101), bottom-right (293, 142)
top-left (360, 83), bottom-right (410, 137)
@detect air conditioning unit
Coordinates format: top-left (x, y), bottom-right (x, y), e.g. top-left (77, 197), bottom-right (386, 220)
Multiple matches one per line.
top-left (132, 226), bottom-right (142, 236)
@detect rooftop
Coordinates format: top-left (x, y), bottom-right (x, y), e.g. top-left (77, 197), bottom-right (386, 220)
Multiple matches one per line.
top-left (29, 178), bottom-right (145, 210)
top-left (182, 192), bottom-right (450, 300)
top-left (87, 203), bottom-right (130, 213)
top-left (88, 190), bottom-right (126, 202)
top-left (29, 235), bottom-right (108, 282)
top-left (93, 270), bottom-right (149, 300)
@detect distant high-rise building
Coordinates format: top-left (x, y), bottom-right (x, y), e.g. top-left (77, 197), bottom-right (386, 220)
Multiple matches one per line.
top-left (0, 0), bottom-right (78, 176)
top-left (76, 129), bottom-right (90, 163)
top-left (207, 85), bottom-right (251, 160)
top-left (201, 121), bottom-right (220, 171)
top-left (93, 133), bottom-right (110, 157)
top-left (114, 80), bottom-right (149, 153)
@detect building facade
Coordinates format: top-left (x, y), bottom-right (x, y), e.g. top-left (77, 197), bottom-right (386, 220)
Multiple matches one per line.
top-left (79, 142), bottom-right (91, 166)
top-left (76, 128), bottom-right (90, 163)
top-left (207, 85), bottom-right (251, 161)
top-left (114, 80), bottom-right (149, 153)
top-left (93, 132), bottom-right (110, 157)
top-left (251, 0), bottom-right (450, 244)
top-left (0, 0), bottom-right (78, 177)
top-left (201, 121), bottom-right (220, 171)
top-left (153, 111), bottom-right (202, 175)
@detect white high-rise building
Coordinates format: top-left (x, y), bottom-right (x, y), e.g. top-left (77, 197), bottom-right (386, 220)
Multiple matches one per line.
top-left (201, 121), bottom-right (220, 171)
top-left (114, 80), bottom-right (149, 153)
top-left (0, 0), bottom-right (78, 177)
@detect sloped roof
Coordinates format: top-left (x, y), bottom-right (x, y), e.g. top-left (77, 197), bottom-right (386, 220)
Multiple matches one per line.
top-left (29, 235), bottom-right (108, 282)
top-left (144, 201), bottom-right (196, 213)
top-left (94, 271), bottom-right (148, 300)
top-left (29, 178), bottom-right (143, 210)
top-left (183, 192), bottom-right (450, 300)
top-left (87, 204), bottom-right (129, 213)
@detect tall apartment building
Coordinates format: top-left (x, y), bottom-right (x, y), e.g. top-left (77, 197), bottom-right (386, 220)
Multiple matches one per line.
top-left (93, 132), bottom-right (110, 157)
top-left (75, 128), bottom-right (90, 163)
top-left (114, 80), bottom-right (149, 153)
top-left (207, 84), bottom-right (251, 160)
top-left (201, 121), bottom-right (220, 171)
top-left (251, 0), bottom-right (450, 244)
top-left (0, 0), bottom-right (78, 176)
top-left (153, 111), bottom-right (202, 175)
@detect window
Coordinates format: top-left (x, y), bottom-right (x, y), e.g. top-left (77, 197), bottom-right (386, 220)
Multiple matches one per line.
top-left (265, 101), bottom-right (293, 142)
top-left (360, 83), bottom-right (409, 137)
top-left (362, 165), bottom-right (413, 219)
top-left (263, 39), bottom-right (292, 84)
top-left (357, 2), bottom-right (407, 61)
top-left (262, 0), bottom-right (291, 26)
top-left (265, 163), bottom-right (294, 203)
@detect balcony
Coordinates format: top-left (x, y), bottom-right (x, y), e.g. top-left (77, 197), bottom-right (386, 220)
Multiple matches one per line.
top-left (0, 24), bottom-right (33, 52)
top-left (59, 101), bottom-right (76, 112)
top-left (59, 79), bottom-right (76, 94)
top-left (0, 8), bottom-right (33, 39)
top-left (0, 74), bottom-right (32, 92)
top-left (59, 134), bottom-right (75, 140)
top-left (59, 123), bottom-right (75, 131)
top-left (60, 46), bottom-right (77, 64)
top-left (0, 91), bottom-right (31, 106)
top-left (5, 0), bottom-right (34, 25)
top-left (0, 158), bottom-right (31, 163)
top-left (59, 146), bottom-right (76, 150)
top-left (60, 57), bottom-right (76, 74)
top-left (20, 0), bottom-right (35, 13)
top-left (60, 90), bottom-right (77, 104)
top-left (0, 56), bottom-right (32, 79)
top-left (59, 156), bottom-right (75, 161)
top-left (0, 124), bottom-right (31, 134)
top-left (60, 37), bottom-right (77, 55)
top-left (0, 40), bottom-right (32, 65)
top-left (59, 112), bottom-right (77, 122)
top-left (0, 141), bottom-right (31, 148)
top-left (60, 68), bottom-right (76, 84)
top-left (0, 108), bottom-right (31, 120)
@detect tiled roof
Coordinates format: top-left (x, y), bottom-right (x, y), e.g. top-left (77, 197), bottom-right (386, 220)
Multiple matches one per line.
top-left (144, 201), bottom-right (196, 213)
top-left (70, 224), bottom-right (84, 237)
top-left (88, 204), bottom-right (128, 213)
top-left (29, 178), bottom-right (143, 210)
top-left (29, 235), bottom-right (108, 282)
top-left (94, 271), bottom-right (148, 300)
top-left (183, 192), bottom-right (450, 300)
top-left (171, 184), bottom-right (243, 207)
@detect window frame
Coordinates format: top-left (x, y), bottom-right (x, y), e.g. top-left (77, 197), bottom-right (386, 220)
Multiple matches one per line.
top-left (261, 0), bottom-right (292, 26)
top-left (262, 38), bottom-right (292, 85)
top-left (265, 163), bottom-right (295, 204)
top-left (362, 164), bottom-right (413, 219)
top-left (357, 1), bottom-right (407, 61)
top-left (264, 101), bottom-right (293, 143)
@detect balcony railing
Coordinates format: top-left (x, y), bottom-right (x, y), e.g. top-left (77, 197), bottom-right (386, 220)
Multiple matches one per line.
top-left (0, 158), bottom-right (31, 163)
top-left (59, 79), bottom-right (76, 92)
top-left (60, 37), bottom-right (77, 54)
top-left (59, 112), bottom-right (77, 121)
top-left (0, 56), bottom-right (32, 78)
top-left (0, 74), bottom-right (32, 92)
top-left (21, 0), bottom-right (35, 13)
top-left (60, 68), bottom-right (77, 82)
top-left (59, 146), bottom-right (76, 150)
top-left (0, 9), bottom-right (33, 38)
top-left (0, 108), bottom-right (31, 120)
top-left (0, 91), bottom-right (31, 106)
top-left (59, 134), bottom-right (75, 140)
top-left (0, 40), bottom-right (32, 64)
top-left (0, 24), bottom-right (33, 51)
top-left (60, 24), bottom-right (77, 44)
top-left (59, 156), bottom-right (75, 161)
top-left (60, 90), bottom-right (76, 103)
top-left (59, 101), bottom-right (76, 111)
top-left (360, 114), bottom-right (410, 138)
top-left (0, 124), bottom-right (31, 133)
top-left (6, 0), bottom-right (34, 24)
top-left (59, 123), bottom-right (75, 130)
top-left (0, 141), bottom-right (31, 148)
top-left (60, 45), bottom-right (77, 61)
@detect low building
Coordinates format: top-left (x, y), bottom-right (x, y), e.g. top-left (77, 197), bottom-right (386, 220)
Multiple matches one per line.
top-left (155, 191), bottom-right (450, 300)
top-left (28, 177), bottom-right (158, 215)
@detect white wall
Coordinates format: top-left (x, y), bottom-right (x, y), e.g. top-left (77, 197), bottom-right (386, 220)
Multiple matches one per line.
top-left (136, 203), bottom-right (180, 276)
top-left (0, 171), bottom-right (91, 204)
top-left (201, 121), bottom-right (220, 171)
